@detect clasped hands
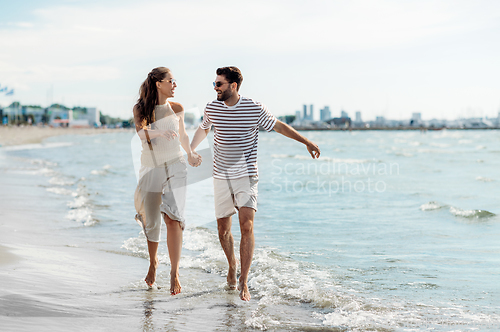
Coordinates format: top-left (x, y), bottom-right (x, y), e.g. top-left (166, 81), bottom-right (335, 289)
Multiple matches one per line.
top-left (188, 151), bottom-right (202, 167)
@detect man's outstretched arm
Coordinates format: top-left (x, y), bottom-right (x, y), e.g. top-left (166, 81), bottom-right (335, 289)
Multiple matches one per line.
top-left (273, 120), bottom-right (320, 159)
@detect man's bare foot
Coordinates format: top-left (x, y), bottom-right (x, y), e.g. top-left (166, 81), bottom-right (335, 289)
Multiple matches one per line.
top-left (238, 279), bottom-right (251, 301)
top-left (145, 258), bottom-right (158, 287)
top-left (227, 259), bottom-right (239, 290)
top-left (170, 272), bottom-right (181, 295)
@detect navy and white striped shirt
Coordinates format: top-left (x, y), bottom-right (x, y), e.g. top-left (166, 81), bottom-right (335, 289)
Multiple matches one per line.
top-left (200, 96), bottom-right (277, 179)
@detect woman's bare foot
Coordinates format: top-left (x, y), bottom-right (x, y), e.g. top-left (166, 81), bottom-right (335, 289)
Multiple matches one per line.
top-left (227, 259), bottom-right (239, 290)
top-left (145, 258), bottom-right (158, 287)
top-left (170, 272), bottom-right (181, 295)
top-left (238, 279), bottom-right (251, 301)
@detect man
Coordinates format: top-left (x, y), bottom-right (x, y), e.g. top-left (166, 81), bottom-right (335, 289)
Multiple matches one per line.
top-left (190, 66), bottom-right (320, 301)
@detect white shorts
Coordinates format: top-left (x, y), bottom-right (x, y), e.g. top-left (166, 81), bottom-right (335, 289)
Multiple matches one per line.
top-left (213, 176), bottom-right (258, 219)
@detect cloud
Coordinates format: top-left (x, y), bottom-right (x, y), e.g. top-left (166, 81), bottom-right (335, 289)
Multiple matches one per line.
top-left (0, 61), bottom-right (120, 85)
top-left (0, 0), bottom-right (499, 118)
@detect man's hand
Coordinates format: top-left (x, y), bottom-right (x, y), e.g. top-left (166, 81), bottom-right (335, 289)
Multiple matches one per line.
top-left (273, 120), bottom-right (320, 159)
top-left (188, 151), bottom-right (202, 167)
top-left (306, 141), bottom-right (320, 159)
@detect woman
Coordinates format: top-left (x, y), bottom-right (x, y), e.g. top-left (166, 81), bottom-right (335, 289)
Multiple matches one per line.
top-left (133, 67), bottom-right (200, 294)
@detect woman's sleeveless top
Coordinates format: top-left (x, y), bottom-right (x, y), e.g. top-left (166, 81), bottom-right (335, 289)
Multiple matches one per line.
top-left (140, 103), bottom-right (183, 167)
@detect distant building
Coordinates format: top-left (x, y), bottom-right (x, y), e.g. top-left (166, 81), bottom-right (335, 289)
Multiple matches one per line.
top-left (355, 111), bottom-right (362, 122)
top-left (375, 116), bottom-right (386, 127)
top-left (327, 117), bottom-right (351, 128)
top-left (352, 111), bottom-right (365, 128)
top-left (295, 110), bottom-right (301, 121)
top-left (48, 104), bottom-right (72, 127)
top-left (341, 110), bottom-right (348, 118)
top-left (309, 104), bottom-right (314, 121)
top-left (86, 107), bottom-right (101, 127)
top-left (320, 106), bottom-right (331, 122)
top-left (410, 112), bottom-right (422, 126)
top-left (303, 105), bottom-right (308, 120)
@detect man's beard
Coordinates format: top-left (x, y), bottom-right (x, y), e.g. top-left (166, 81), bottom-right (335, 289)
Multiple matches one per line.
top-left (217, 89), bottom-right (232, 101)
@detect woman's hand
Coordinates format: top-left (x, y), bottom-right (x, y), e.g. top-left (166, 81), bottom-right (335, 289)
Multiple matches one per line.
top-left (188, 151), bottom-right (202, 167)
top-left (159, 129), bottom-right (178, 141)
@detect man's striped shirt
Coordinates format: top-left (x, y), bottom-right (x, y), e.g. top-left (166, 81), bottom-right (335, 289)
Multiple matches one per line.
top-left (200, 96), bottom-right (277, 179)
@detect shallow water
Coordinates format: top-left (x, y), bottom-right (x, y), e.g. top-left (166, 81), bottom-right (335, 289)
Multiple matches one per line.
top-left (1, 129), bottom-right (499, 331)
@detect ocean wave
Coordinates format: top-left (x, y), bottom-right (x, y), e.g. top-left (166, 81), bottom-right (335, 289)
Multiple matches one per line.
top-left (121, 225), bottom-right (500, 331)
top-left (476, 176), bottom-right (494, 182)
top-left (49, 176), bottom-right (75, 186)
top-left (121, 234), bottom-right (149, 259)
top-left (37, 167), bottom-right (58, 177)
top-left (29, 159), bottom-right (58, 167)
top-left (0, 142), bottom-right (73, 151)
top-left (67, 195), bottom-right (89, 209)
top-left (420, 201), bottom-right (447, 211)
top-left (271, 154), bottom-right (370, 164)
top-left (90, 164), bottom-right (113, 176)
top-left (421, 202), bottom-right (496, 219)
top-left (66, 207), bottom-right (96, 226)
top-left (430, 142), bottom-right (451, 148)
top-left (449, 207), bottom-right (496, 219)
top-left (46, 187), bottom-right (77, 196)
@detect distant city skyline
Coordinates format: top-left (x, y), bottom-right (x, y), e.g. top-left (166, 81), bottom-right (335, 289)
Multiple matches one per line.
top-left (1, 0), bottom-right (500, 121)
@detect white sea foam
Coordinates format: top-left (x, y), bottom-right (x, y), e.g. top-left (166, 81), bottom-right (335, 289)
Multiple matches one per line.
top-left (0, 142), bottom-right (73, 151)
top-left (420, 201), bottom-right (446, 211)
top-left (121, 234), bottom-right (149, 259)
top-left (476, 176), bottom-right (494, 182)
top-left (67, 195), bottom-right (88, 209)
top-left (91, 164), bottom-right (113, 175)
top-left (430, 142), bottom-right (451, 148)
top-left (271, 154), bottom-right (370, 164)
top-left (30, 159), bottom-right (58, 167)
top-left (66, 207), bottom-right (95, 226)
top-left (245, 314), bottom-right (281, 330)
top-left (49, 176), bottom-right (75, 186)
top-left (46, 187), bottom-right (77, 196)
top-left (449, 206), bottom-right (495, 219)
top-left (37, 167), bottom-right (57, 177)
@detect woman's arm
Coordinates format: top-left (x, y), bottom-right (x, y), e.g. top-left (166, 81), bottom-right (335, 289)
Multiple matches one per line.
top-left (133, 105), bottom-right (176, 141)
top-left (170, 102), bottom-right (201, 166)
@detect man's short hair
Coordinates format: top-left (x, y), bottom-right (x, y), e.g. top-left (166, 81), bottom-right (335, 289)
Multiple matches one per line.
top-left (216, 66), bottom-right (243, 91)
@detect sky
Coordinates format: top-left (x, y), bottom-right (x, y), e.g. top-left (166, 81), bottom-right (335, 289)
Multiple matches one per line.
top-left (0, 0), bottom-right (499, 121)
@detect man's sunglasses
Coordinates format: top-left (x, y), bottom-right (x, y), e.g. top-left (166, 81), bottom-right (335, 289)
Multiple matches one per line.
top-left (213, 81), bottom-right (231, 88)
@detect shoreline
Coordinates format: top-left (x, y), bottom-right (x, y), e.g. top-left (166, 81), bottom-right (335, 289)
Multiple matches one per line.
top-left (0, 126), bottom-right (133, 147)
top-left (1, 125), bottom-right (498, 148)
top-left (288, 126), bottom-right (500, 131)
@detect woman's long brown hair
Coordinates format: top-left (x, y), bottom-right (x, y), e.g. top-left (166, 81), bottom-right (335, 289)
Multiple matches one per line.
top-left (134, 67), bottom-right (170, 127)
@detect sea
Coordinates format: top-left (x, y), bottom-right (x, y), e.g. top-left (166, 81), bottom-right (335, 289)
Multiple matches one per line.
top-left (1, 129), bottom-right (499, 331)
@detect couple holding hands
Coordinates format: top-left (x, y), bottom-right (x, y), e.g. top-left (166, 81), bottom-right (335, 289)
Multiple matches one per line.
top-left (133, 66), bottom-right (320, 301)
